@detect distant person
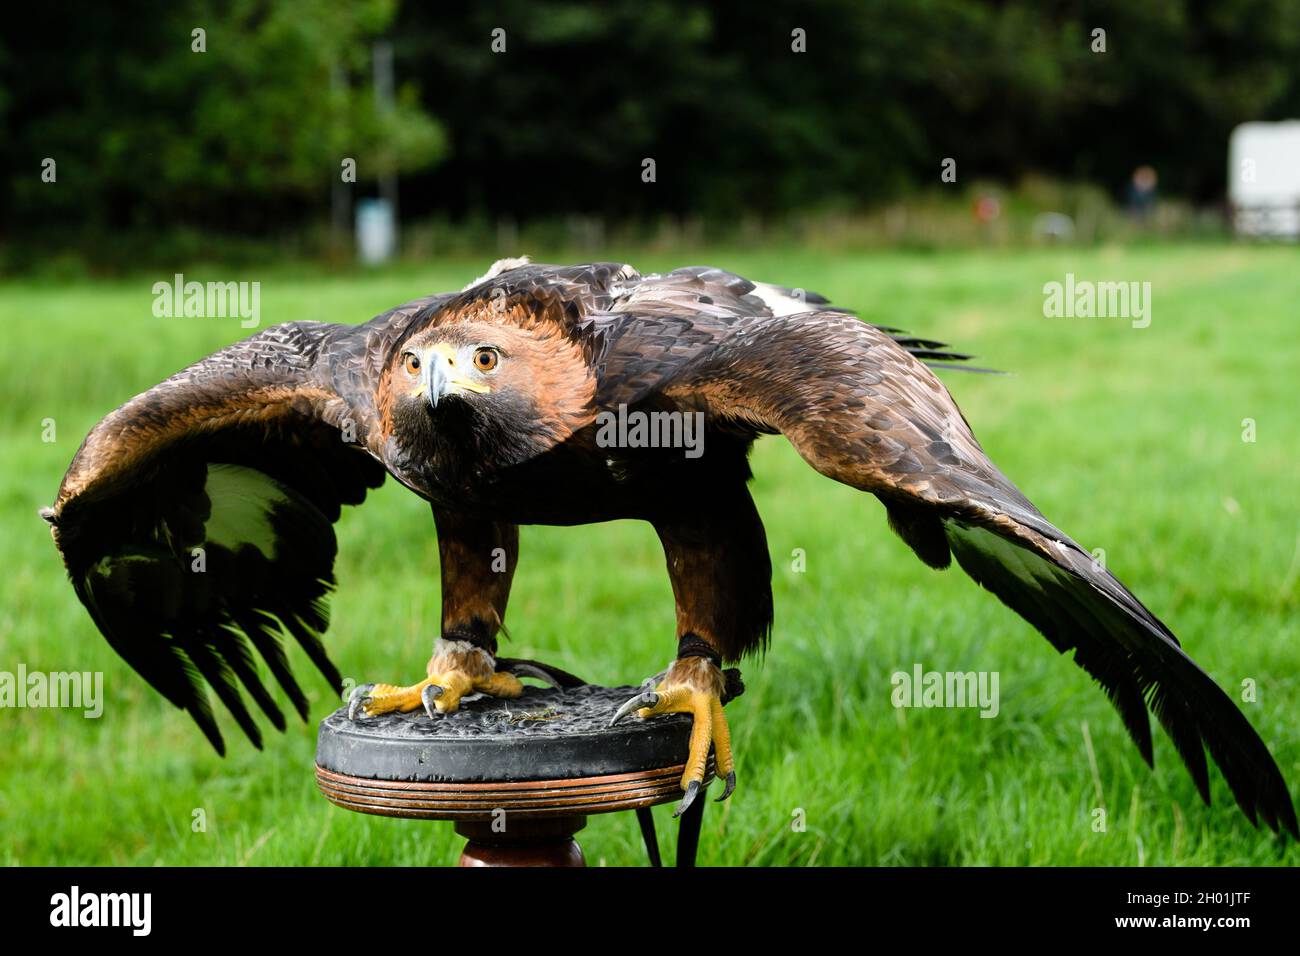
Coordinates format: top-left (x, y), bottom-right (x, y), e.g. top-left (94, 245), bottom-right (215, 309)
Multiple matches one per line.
top-left (1127, 165), bottom-right (1158, 219)
top-left (973, 193), bottom-right (1002, 224)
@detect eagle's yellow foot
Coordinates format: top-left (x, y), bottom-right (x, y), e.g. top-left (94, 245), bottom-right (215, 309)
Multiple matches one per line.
top-left (348, 639), bottom-right (538, 719)
top-left (610, 657), bottom-right (736, 818)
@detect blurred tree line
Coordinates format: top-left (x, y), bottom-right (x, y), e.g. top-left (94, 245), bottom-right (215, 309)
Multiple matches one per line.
top-left (3, 0), bottom-right (1299, 263)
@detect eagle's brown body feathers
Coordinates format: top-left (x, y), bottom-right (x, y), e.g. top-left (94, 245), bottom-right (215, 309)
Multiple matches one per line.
top-left (47, 259), bottom-right (1296, 838)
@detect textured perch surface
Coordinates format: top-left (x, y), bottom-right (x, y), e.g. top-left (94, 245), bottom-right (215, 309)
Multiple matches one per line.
top-left (315, 684), bottom-right (714, 820)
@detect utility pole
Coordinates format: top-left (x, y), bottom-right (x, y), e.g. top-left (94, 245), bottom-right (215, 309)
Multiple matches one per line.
top-left (373, 39), bottom-right (398, 249)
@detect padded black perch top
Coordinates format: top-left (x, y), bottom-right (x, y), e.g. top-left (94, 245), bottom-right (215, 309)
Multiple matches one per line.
top-left (316, 683), bottom-right (703, 783)
top-left (315, 683), bottom-right (718, 866)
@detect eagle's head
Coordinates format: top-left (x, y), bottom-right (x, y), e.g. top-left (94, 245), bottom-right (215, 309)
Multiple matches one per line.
top-left (383, 304), bottom-right (596, 476)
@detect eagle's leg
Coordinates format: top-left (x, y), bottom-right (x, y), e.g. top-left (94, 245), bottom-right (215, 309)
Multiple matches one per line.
top-left (612, 649), bottom-right (737, 817)
top-left (349, 511), bottom-right (530, 719)
top-left (349, 638), bottom-right (527, 718)
top-left (613, 485), bottom-right (770, 816)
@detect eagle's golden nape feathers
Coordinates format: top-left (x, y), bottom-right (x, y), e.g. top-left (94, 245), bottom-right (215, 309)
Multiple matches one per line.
top-left (49, 258), bottom-right (1296, 840)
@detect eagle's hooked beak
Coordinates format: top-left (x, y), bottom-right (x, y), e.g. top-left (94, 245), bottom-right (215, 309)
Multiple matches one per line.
top-left (419, 343), bottom-right (490, 409)
top-left (425, 350), bottom-right (451, 409)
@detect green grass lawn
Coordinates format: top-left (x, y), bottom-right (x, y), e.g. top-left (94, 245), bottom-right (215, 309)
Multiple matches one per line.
top-left (1, 244), bottom-right (1296, 866)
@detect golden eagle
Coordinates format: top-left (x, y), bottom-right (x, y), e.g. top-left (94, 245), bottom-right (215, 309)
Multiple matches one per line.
top-left (45, 258), bottom-right (1296, 831)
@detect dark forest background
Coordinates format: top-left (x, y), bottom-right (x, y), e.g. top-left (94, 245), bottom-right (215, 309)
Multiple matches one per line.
top-left (4, 0), bottom-right (1299, 268)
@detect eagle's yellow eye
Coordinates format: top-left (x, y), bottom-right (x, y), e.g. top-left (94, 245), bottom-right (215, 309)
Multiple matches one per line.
top-left (473, 347), bottom-right (499, 372)
top-left (403, 352), bottom-right (421, 376)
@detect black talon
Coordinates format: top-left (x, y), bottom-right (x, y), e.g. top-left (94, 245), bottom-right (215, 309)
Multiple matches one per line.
top-left (495, 657), bottom-right (588, 689)
top-left (421, 683), bottom-right (444, 719)
top-left (503, 662), bottom-right (560, 689)
top-left (715, 770), bottom-right (736, 802)
top-left (673, 780), bottom-right (702, 818)
top-left (347, 683), bottom-right (375, 720)
top-left (610, 689), bottom-right (658, 727)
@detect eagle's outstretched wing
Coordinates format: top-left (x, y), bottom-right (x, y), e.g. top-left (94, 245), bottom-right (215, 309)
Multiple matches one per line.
top-left (592, 283), bottom-right (1296, 837)
top-left (45, 300), bottom-right (442, 753)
